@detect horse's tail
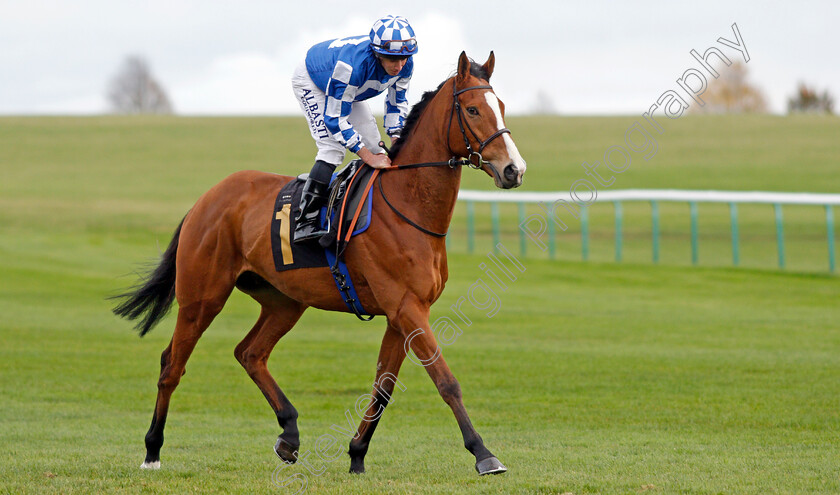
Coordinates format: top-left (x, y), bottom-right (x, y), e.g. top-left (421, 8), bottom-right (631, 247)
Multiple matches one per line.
top-left (112, 217), bottom-right (184, 337)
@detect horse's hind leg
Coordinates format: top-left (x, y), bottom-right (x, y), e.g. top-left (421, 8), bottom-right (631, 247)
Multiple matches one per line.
top-left (141, 290), bottom-right (232, 469)
top-left (233, 281), bottom-right (306, 463)
top-left (348, 322), bottom-right (406, 474)
top-left (141, 216), bottom-right (239, 470)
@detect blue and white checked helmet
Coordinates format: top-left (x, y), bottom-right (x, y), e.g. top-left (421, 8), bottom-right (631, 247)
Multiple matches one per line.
top-left (369, 15), bottom-right (418, 56)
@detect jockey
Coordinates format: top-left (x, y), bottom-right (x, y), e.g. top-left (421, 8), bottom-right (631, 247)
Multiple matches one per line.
top-left (291, 15), bottom-right (418, 242)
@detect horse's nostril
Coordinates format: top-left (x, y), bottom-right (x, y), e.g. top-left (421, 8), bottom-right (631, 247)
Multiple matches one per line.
top-left (503, 164), bottom-right (518, 182)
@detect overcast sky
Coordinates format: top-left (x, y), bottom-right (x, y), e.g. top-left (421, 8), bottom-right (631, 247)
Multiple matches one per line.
top-left (1, 0), bottom-right (838, 115)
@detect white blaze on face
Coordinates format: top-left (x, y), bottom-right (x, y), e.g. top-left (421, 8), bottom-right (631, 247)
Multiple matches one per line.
top-left (484, 92), bottom-right (527, 174)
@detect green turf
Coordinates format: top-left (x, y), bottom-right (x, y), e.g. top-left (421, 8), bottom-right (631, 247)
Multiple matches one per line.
top-left (1, 115), bottom-right (838, 494)
top-left (4, 114), bottom-right (837, 272)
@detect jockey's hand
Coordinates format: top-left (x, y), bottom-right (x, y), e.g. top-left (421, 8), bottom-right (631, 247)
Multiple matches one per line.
top-left (358, 147), bottom-right (392, 169)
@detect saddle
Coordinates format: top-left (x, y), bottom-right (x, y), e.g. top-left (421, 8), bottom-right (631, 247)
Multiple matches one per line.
top-left (270, 160), bottom-right (377, 319)
top-left (318, 160), bottom-right (376, 249)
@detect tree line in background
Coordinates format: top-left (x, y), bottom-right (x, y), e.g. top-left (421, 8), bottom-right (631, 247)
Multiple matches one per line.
top-left (108, 56), bottom-right (173, 114)
top-left (689, 62), bottom-right (834, 115)
top-left (106, 55), bottom-right (833, 116)
top-left (690, 62), bottom-right (768, 114)
top-left (787, 83), bottom-right (834, 114)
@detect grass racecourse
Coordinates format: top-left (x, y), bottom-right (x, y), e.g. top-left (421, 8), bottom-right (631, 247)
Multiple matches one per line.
top-left (1, 114), bottom-right (839, 494)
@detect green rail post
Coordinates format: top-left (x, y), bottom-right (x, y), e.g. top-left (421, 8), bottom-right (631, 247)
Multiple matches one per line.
top-left (827, 205), bottom-right (836, 273)
top-left (581, 205), bottom-right (589, 261)
top-left (729, 202), bottom-right (740, 267)
top-left (614, 201), bottom-right (623, 262)
top-left (651, 200), bottom-right (660, 264)
top-left (491, 202), bottom-right (501, 254)
top-left (518, 202), bottom-right (527, 257)
top-left (466, 200), bottom-right (475, 254)
top-left (774, 203), bottom-right (785, 269)
top-left (690, 202), bottom-right (699, 266)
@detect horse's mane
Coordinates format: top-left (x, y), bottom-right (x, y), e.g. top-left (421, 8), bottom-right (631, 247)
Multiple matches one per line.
top-left (389, 61), bottom-right (491, 160)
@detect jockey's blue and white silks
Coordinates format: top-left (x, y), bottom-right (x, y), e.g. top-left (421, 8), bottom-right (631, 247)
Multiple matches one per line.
top-left (304, 36), bottom-right (413, 153)
top-left (292, 62), bottom-right (385, 166)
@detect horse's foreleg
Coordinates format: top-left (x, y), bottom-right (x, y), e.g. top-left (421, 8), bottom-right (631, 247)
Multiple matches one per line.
top-left (395, 301), bottom-right (507, 476)
top-left (234, 298), bottom-right (306, 463)
top-left (348, 322), bottom-right (407, 474)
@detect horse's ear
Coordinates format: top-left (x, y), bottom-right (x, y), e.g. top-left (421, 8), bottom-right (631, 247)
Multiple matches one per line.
top-left (456, 51), bottom-right (470, 84)
top-left (482, 51), bottom-right (495, 80)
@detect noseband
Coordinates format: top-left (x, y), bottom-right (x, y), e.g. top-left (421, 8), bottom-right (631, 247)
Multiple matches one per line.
top-left (448, 82), bottom-right (511, 168)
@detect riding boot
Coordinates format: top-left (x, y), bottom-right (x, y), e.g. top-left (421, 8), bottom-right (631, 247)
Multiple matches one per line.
top-left (294, 160), bottom-right (336, 242)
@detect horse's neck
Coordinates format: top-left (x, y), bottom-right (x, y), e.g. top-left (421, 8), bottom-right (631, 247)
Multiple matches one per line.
top-left (390, 104), bottom-right (462, 234)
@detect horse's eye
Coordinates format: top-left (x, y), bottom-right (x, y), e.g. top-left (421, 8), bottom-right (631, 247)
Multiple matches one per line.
top-left (466, 107), bottom-right (479, 116)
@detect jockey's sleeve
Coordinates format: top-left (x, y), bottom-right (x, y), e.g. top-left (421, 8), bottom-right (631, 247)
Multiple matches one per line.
top-left (385, 70), bottom-right (411, 138)
top-left (324, 61), bottom-right (364, 153)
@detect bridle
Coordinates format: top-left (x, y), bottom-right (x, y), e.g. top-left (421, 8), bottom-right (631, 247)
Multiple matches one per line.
top-left (376, 79), bottom-right (512, 237)
top-left (447, 82), bottom-right (511, 169)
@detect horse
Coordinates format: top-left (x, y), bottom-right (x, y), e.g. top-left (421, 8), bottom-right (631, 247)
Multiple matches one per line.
top-left (113, 51), bottom-right (526, 476)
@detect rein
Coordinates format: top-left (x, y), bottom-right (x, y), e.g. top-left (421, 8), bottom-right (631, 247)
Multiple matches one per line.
top-left (376, 81), bottom-right (511, 238)
top-left (377, 176), bottom-right (447, 237)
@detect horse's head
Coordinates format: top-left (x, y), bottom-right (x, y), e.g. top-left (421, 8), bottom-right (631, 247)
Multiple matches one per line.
top-left (448, 51), bottom-right (526, 189)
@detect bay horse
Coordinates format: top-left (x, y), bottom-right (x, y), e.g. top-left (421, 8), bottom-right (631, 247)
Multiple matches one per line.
top-left (113, 51), bottom-right (526, 476)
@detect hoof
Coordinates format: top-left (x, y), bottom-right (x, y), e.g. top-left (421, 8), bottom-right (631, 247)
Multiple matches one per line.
top-left (349, 458), bottom-right (365, 474)
top-left (475, 456), bottom-right (507, 476)
top-left (274, 437), bottom-right (299, 464)
top-left (140, 461), bottom-right (160, 470)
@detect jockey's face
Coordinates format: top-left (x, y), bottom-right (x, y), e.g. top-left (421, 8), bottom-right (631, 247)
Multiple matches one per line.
top-left (377, 55), bottom-right (409, 76)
